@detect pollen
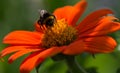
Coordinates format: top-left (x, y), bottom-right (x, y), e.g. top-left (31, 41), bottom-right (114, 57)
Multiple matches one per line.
top-left (41, 19), bottom-right (77, 48)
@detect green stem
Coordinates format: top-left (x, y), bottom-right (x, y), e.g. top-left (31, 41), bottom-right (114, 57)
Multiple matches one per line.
top-left (65, 56), bottom-right (88, 73)
top-left (36, 64), bottom-right (41, 73)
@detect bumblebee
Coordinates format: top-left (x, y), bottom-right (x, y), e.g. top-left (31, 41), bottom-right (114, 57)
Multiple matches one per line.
top-left (37, 10), bottom-right (56, 28)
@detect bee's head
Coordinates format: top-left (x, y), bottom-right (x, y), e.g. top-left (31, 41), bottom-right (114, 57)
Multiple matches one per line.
top-left (39, 10), bottom-right (50, 19)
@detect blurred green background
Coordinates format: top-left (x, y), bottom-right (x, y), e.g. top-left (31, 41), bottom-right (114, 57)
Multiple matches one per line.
top-left (0, 0), bottom-right (120, 73)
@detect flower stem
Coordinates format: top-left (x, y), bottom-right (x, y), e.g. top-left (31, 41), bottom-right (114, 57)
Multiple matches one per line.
top-left (36, 64), bottom-right (41, 73)
top-left (65, 56), bottom-right (88, 73)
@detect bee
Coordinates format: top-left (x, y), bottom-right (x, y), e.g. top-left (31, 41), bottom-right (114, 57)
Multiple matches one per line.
top-left (37, 10), bottom-right (56, 28)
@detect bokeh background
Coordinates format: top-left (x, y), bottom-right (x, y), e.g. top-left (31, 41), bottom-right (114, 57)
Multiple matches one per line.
top-left (0, 0), bottom-right (120, 73)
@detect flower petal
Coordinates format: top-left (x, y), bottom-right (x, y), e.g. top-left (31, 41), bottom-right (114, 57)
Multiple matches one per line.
top-left (0, 46), bottom-right (30, 57)
top-left (53, 0), bottom-right (87, 25)
top-left (76, 9), bottom-right (113, 30)
top-left (54, 6), bottom-right (78, 25)
top-left (68, 0), bottom-right (87, 26)
top-left (3, 31), bottom-right (43, 45)
top-left (78, 16), bottom-right (120, 38)
top-left (62, 40), bottom-right (85, 55)
top-left (20, 52), bottom-right (44, 73)
top-left (20, 47), bottom-right (63, 73)
top-left (84, 36), bottom-right (117, 53)
top-left (34, 22), bottom-right (44, 33)
top-left (8, 48), bottom-right (41, 63)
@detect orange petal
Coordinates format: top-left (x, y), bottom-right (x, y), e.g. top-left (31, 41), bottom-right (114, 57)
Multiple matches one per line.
top-left (20, 52), bottom-right (44, 73)
top-left (20, 47), bottom-right (63, 73)
top-left (0, 46), bottom-right (30, 57)
top-left (84, 36), bottom-right (117, 53)
top-left (53, 0), bottom-right (87, 26)
top-left (53, 6), bottom-right (76, 23)
top-left (34, 22), bottom-right (44, 33)
top-left (78, 16), bottom-right (120, 38)
top-left (68, 0), bottom-right (87, 26)
top-left (8, 48), bottom-right (41, 63)
top-left (76, 9), bottom-right (113, 30)
top-left (3, 31), bottom-right (43, 45)
top-left (62, 40), bottom-right (85, 55)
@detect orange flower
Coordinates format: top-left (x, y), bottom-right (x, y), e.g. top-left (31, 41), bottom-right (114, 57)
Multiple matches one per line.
top-left (1, 0), bottom-right (120, 73)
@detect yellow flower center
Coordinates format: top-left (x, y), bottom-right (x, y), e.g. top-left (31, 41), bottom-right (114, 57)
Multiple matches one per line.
top-left (41, 19), bottom-right (77, 48)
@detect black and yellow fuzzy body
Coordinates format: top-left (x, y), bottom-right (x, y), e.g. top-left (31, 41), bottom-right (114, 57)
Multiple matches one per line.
top-left (38, 10), bottom-right (56, 28)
